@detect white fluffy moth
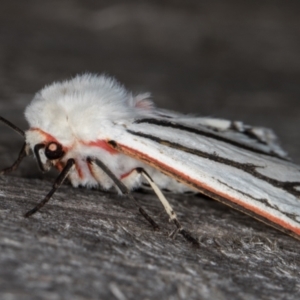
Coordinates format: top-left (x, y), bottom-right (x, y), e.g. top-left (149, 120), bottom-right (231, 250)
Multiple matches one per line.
top-left (1, 73), bottom-right (300, 246)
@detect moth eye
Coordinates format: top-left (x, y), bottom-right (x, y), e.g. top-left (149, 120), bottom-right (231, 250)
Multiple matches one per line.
top-left (45, 142), bottom-right (64, 160)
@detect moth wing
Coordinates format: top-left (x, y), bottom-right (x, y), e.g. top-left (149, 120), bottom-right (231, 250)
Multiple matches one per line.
top-left (154, 111), bottom-right (288, 160)
top-left (186, 117), bottom-right (288, 159)
top-left (112, 117), bottom-right (300, 238)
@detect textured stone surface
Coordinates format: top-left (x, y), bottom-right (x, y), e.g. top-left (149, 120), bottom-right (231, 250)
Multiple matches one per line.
top-left (0, 1), bottom-right (300, 299)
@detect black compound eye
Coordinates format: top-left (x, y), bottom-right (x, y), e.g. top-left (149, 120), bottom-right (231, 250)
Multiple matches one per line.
top-left (45, 142), bottom-right (64, 160)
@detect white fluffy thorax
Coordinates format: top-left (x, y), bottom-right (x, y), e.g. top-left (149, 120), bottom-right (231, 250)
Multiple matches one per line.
top-left (23, 73), bottom-right (192, 192)
top-left (25, 73), bottom-right (154, 147)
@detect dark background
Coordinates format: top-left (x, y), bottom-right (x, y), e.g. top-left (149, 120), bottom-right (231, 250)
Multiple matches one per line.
top-left (1, 1), bottom-right (300, 299)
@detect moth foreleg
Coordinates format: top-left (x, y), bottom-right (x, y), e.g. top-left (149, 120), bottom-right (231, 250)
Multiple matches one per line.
top-left (87, 157), bottom-right (159, 230)
top-left (24, 158), bottom-right (75, 217)
top-left (135, 168), bottom-right (199, 246)
top-left (0, 142), bottom-right (29, 175)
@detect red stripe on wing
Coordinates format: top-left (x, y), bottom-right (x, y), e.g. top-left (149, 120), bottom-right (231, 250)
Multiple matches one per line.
top-left (84, 140), bottom-right (119, 155)
top-left (116, 143), bottom-right (300, 237)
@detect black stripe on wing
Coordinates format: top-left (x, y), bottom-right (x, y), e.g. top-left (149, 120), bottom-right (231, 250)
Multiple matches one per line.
top-left (134, 118), bottom-right (287, 160)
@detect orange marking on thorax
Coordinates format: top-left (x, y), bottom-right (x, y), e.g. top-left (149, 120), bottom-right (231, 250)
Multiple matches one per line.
top-left (84, 140), bottom-right (119, 155)
top-left (116, 143), bottom-right (300, 237)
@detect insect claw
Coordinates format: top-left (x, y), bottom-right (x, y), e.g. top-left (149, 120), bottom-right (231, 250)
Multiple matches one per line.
top-left (169, 227), bottom-right (180, 239)
top-left (172, 218), bottom-right (199, 246)
top-left (169, 224), bottom-right (199, 246)
top-left (24, 208), bottom-right (38, 218)
top-left (179, 229), bottom-right (200, 247)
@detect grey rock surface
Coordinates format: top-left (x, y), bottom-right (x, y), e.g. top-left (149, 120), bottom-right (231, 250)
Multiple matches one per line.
top-left (0, 1), bottom-right (300, 299)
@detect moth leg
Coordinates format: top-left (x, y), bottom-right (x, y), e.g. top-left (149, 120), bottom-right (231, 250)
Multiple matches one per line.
top-left (87, 157), bottom-right (159, 230)
top-left (0, 142), bottom-right (29, 175)
top-left (136, 168), bottom-right (199, 246)
top-left (24, 158), bottom-right (75, 217)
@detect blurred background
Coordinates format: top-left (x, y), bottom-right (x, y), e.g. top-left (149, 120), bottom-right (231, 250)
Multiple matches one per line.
top-left (0, 0), bottom-right (300, 173)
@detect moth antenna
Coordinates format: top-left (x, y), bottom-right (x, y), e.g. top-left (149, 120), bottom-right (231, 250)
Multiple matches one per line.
top-left (136, 168), bottom-right (199, 247)
top-left (0, 142), bottom-right (28, 175)
top-left (0, 116), bottom-right (25, 137)
top-left (87, 157), bottom-right (159, 230)
top-left (24, 158), bottom-right (75, 217)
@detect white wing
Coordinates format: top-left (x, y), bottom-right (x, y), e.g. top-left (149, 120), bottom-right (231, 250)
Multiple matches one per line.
top-left (109, 117), bottom-right (300, 238)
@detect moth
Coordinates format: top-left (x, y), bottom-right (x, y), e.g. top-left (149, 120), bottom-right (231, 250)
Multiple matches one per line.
top-left (1, 73), bottom-right (300, 244)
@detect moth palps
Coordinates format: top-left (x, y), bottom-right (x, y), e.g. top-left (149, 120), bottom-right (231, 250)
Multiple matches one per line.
top-left (1, 74), bottom-right (300, 245)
